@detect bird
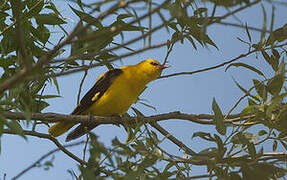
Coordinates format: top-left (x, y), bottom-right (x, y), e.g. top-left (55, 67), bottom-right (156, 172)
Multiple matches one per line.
top-left (48, 59), bottom-right (169, 142)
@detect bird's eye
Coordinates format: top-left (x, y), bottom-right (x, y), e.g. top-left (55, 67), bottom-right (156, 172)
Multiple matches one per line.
top-left (150, 62), bottom-right (159, 66)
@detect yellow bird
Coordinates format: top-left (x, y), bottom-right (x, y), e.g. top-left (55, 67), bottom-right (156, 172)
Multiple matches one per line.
top-left (49, 59), bottom-right (169, 141)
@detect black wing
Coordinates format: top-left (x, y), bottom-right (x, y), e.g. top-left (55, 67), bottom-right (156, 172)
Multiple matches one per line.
top-left (71, 68), bottom-right (123, 115)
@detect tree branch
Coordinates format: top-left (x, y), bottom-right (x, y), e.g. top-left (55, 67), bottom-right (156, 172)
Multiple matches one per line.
top-left (151, 122), bottom-right (197, 155)
top-left (1, 111), bottom-right (253, 126)
top-left (0, 0), bottom-right (140, 95)
top-left (217, 21), bottom-right (271, 33)
top-left (12, 141), bottom-right (85, 180)
top-left (160, 42), bottom-right (287, 79)
top-left (2, 129), bottom-right (87, 165)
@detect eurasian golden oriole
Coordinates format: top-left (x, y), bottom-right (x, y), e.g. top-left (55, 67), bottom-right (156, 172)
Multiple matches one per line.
top-left (49, 59), bottom-right (169, 141)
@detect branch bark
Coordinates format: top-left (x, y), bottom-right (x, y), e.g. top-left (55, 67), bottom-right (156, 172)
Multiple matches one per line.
top-left (2, 129), bottom-right (87, 165)
top-left (12, 141), bottom-right (85, 180)
top-left (1, 111), bottom-right (253, 125)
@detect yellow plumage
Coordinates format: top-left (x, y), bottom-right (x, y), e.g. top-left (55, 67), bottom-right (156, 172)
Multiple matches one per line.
top-left (49, 59), bottom-right (169, 141)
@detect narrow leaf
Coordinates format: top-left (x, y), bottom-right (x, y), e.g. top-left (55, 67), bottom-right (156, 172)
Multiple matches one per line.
top-left (245, 23), bottom-right (252, 42)
top-left (247, 142), bottom-right (256, 158)
top-left (35, 13), bottom-right (66, 25)
top-left (266, 74), bottom-right (284, 95)
top-left (225, 63), bottom-right (264, 77)
top-left (260, 5), bottom-right (267, 45)
top-left (253, 79), bottom-right (267, 101)
top-left (212, 98), bottom-right (226, 135)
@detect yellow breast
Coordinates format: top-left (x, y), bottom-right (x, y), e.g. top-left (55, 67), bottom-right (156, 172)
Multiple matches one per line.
top-left (85, 66), bottom-right (147, 116)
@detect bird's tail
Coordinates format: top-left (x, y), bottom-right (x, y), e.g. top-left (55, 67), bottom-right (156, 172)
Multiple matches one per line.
top-left (49, 122), bottom-right (77, 137)
top-left (65, 123), bottom-right (99, 142)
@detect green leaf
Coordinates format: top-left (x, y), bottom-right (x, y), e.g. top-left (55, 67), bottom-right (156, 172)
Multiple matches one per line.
top-left (163, 162), bottom-right (174, 172)
top-left (35, 13), bottom-right (66, 25)
top-left (31, 25), bottom-right (50, 44)
top-left (140, 155), bottom-right (157, 168)
top-left (0, 30), bottom-right (17, 54)
top-left (203, 34), bottom-right (218, 49)
top-left (169, 1), bottom-right (185, 19)
top-left (258, 130), bottom-right (267, 136)
top-left (69, 6), bottom-right (102, 28)
top-left (214, 134), bottom-right (225, 159)
top-left (131, 107), bottom-right (144, 117)
top-left (192, 132), bottom-right (215, 142)
top-left (261, 50), bottom-right (278, 71)
top-left (186, 36), bottom-right (197, 50)
top-left (260, 5), bottom-right (267, 45)
top-left (225, 63), bottom-right (264, 77)
top-left (244, 132), bottom-right (259, 143)
top-left (194, 8), bottom-right (207, 16)
top-left (242, 163), bottom-right (287, 180)
top-left (266, 93), bottom-right (287, 116)
top-left (212, 98), bottom-right (226, 135)
top-left (245, 23), bottom-right (252, 43)
top-left (197, 147), bottom-right (218, 158)
top-left (231, 132), bottom-right (257, 145)
top-left (232, 77), bottom-right (259, 101)
top-left (266, 74), bottom-right (284, 95)
top-left (34, 95), bottom-right (61, 99)
top-left (52, 75), bottom-right (60, 94)
top-left (0, 115), bottom-right (5, 137)
top-left (278, 60), bottom-right (285, 76)
top-left (247, 142), bottom-right (256, 158)
top-left (253, 79), bottom-right (267, 101)
top-left (272, 140), bottom-right (278, 151)
top-left (26, 0), bottom-right (44, 17)
top-left (76, 0), bottom-right (85, 11)
top-left (5, 121), bottom-right (26, 139)
top-left (117, 14), bottom-right (133, 20)
top-left (229, 172), bottom-right (243, 180)
top-left (248, 98), bottom-right (257, 106)
top-left (279, 140), bottom-right (287, 151)
top-left (267, 23), bottom-right (287, 44)
top-left (168, 22), bottom-right (179, 32)
top-left (138, 102), bottom-right (156, 111)
top-left (112, 20), bottom-right (145, 32)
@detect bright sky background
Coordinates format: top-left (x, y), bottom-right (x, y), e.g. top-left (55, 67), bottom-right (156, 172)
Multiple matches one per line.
top-left (1, 0), bottom-right (286, 179)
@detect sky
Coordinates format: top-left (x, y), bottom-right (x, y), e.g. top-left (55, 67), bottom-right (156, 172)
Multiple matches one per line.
top-left (0, 0), bottom-right (286, 179)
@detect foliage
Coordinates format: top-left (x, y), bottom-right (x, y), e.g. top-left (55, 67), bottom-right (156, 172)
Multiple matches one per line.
top-left (0, 0), bottom-right (287, 179)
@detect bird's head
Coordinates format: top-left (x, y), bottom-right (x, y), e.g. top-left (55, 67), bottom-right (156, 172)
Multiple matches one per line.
top-left (137, 59), bottom-right (169, 82)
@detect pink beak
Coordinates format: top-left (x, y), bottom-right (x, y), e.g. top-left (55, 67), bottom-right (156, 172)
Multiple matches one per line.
top-left (159, 64), bottom-right (170, 69)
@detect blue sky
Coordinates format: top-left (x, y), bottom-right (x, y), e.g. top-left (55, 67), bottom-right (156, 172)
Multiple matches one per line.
top-left (1, 0), bottom-right (286, 179)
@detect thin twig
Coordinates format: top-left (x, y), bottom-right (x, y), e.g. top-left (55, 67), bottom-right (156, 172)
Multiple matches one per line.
top-left (31, 39), bottom-right (176, 80)
top-left (0, 0), bottom-right (44, 36)
top-left (163, 42), bottom-right (175, 65)
top-left (1, 111), bottom-right (253, 126)
top-left (228, 129), bottom-right (273, 158)
top-left (224, 86), bottom-right (255, 119)
top-left (0, 0), bottom-right (138, 95)
top-left (2, 129), bottom-right (87, 165)
top-left (189, 173), bottom-right (216, 179)
top-left (77, 67), bottom-right (89, 104)
top-left (12, 141), bottom-right (85, 180)
top-left (143, 123), bottom-right (186, 177)
top-left (148, 0), bottom-right (152, 48)
top-left (82, 135), bottom-right (89, 163)
top-left (208, 0), bottom-right (261, 25)
top-left (217, 21), bottom-right (271, 33)
top-left (160, 42), bottom-right (287, 79)
top-left (150, 122), bottom-right (196, 155)
top-left (0, 0), bottom-right (8, 9)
